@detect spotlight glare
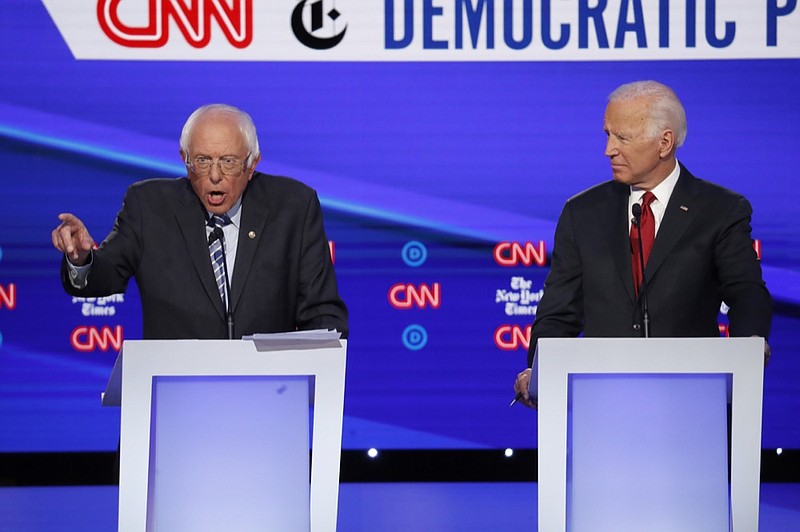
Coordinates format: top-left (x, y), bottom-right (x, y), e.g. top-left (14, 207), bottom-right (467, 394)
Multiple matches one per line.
top-left (367, 448), bottom-right (379, 458)
top-left (777, 448), bottom-right (783, 455)
top-left (504, 448), bottom-right (514, 458)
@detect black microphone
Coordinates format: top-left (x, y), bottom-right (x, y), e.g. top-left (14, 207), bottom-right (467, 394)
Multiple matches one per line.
top-left (207, 226), bottom-right (222, 246)
top-left (631, 202), bottom-right (642, 222)
top-left (631, 203), bottom-right (650, 338)
top-left (208, 226), bottom-right (235, 340)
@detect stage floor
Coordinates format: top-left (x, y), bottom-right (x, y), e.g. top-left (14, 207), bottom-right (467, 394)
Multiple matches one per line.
top-left (1, 482), bottom-right (799, 531)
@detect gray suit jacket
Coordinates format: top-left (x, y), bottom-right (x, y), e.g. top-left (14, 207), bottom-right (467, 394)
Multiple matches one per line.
top-left (62, 172), bottom-right (348, 339)
top-left (527, 164), bottom-right (771, 366)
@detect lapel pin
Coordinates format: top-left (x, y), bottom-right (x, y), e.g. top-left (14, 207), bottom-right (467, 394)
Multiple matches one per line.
top-left (248, 231), bottom-right (256, 239)
top-left (680, 205), bottom-right (689, 212)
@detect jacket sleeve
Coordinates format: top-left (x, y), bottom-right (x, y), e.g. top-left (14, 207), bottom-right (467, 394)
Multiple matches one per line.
top-left (60, 184), bottom-right (143, 298)
top-left (294, 191), bottom-right (349, 338)
top-left (527, 201), bottom-right (584, 367)
top-left (715, 196), bottom-right (772, 339)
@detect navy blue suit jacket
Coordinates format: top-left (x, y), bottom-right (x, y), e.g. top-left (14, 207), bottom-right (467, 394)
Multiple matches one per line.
top-left (528, 165), bottom-right (771, 366)
top-left (62, 172), bottom-right (348, 340)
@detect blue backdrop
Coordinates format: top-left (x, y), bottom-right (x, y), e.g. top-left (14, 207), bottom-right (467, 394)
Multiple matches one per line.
top-left (1, 1), bottom-right (798, 453)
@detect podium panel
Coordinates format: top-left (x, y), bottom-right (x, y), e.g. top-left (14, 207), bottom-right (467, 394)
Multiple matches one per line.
top-left (147, 376), bottom-right (310, 531)
top-left (537, 337), bottom-right (764, 532)
top-left (568, 374), bottom-right (729, 531)
top-left (105, 339), bottom-right (347, 532)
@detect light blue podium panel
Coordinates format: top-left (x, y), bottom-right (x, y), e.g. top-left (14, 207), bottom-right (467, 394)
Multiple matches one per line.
top-left (536, 337), bottom-right (764, 532)
top-left (103, 339), bottom-right (347, 532)
top-left (146, 376), bottom-right (310, 531)
top-left (567, 374), bottom-right (729, 531)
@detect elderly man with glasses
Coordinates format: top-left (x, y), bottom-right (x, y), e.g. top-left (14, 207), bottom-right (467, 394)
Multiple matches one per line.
top-left (52, 104), bottom-right (348, 340)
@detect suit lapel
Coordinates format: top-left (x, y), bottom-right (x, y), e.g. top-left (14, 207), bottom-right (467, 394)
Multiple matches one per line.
top-left (597, 182), bottom-right (637, 303)
top-left (174, 181), bottom-right (228, 320)
top-left (645, 167), bottom-right (697, 281)
top-left (230, 176), bottom-right (270, 311)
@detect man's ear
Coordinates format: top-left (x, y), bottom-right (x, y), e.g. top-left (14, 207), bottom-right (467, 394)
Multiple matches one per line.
top-left (659, 130), bottom-right (675, 158)
top-left (247, 153), bottom-right (262, 180)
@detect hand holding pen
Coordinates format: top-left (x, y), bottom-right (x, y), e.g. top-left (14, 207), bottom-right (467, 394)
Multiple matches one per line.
top-left (509, 367), bottom-right (537, 409)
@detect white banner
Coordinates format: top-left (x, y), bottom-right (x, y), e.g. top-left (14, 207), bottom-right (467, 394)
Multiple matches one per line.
top-left (42, 0), bottom-right (800, 61)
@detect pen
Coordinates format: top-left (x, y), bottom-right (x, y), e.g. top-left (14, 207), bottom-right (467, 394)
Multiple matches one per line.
top-left (509, 392), bottom-right (524, 407)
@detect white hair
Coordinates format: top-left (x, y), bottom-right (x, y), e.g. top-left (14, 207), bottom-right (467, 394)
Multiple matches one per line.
top-left (180, 104), bottom-right (260, 165)
top-left (609, 81), bottom-right (687, 147)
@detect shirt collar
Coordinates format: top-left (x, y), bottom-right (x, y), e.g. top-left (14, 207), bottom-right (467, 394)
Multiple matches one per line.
top-left (207, 197), bottom-right (242, 229)
top-left (630, 159), bottom-right (681, 206)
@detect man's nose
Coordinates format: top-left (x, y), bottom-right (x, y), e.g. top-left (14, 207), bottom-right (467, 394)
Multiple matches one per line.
top-left (605, 137), bottom-right (618, 157)
top-left (208, 165), bottom-right (224, 183)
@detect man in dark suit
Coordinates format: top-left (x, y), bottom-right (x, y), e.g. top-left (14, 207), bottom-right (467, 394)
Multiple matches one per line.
top-left (52, 103), bottom-right (347, 339)
top-left (513, 81), bottom-right (771, 407)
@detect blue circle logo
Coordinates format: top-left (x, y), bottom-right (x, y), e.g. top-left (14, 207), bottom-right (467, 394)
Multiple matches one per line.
top-left (401, 241), bottom-right (427, 267)
top-left (401, 324), bottom-right (428, 351)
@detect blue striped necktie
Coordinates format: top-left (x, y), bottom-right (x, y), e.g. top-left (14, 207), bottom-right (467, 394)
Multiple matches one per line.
top-left (208, 214), bottom-right (232, 305)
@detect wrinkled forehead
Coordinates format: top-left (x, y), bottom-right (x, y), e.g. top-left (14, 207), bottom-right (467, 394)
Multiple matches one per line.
top-left (187, 114), bottom-right (247, 154)
top-left (604, 98), bottom-right (651, 132)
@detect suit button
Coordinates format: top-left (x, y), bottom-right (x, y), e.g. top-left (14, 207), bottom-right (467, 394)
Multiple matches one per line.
top-left (632, 324), bottom-right (641, 331)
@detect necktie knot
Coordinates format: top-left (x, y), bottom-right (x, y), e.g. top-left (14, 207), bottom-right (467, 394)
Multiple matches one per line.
top-left (209, 214), bottom-right (231, 229)
top-left (641, 191), bottom-right (656, 209)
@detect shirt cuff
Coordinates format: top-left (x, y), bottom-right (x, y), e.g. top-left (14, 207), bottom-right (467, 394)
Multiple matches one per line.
top-left (66, 252), bottom-right (93, 289)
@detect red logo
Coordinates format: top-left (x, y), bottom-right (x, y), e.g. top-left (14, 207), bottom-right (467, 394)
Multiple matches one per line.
top-left (718, 323), bottom-right (730, 337)
top-left (0, 283), bottom-right (16, 310)
top-left (70, 325), bottom-right (124, 352)
top-left (388, 283), bottom-right (441, 309)
top-left (493, 241), bottom-right (547, 267)
top-left (494, 324), bottom-right (531, 350)
top-left (97, 0), bottom-right (253, 48)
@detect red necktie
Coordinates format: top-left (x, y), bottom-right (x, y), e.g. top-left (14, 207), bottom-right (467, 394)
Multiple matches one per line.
top-left (630, 192), bottom-right (656, 296)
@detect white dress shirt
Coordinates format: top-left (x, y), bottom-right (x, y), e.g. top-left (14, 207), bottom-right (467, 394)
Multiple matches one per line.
top-left (627, 160), bottom-right (681, 236)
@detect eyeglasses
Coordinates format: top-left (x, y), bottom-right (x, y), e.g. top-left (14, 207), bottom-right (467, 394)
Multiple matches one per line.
top-left (187, 153), bottom-right (250, 176)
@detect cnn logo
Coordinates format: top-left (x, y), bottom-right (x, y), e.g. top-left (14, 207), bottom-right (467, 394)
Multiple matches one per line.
top-left (97, 0), bottom-right (253, 48)
top-left (0, 283), bottom-right (15, 310)
top-left (494, 324), bottom-right (531, 350)
top-left (388, 283), bottom-right (441, 309)
top-left (71, 325), bottom-right (124, 352)
top-left (494, 241), bottom-right (547, 267)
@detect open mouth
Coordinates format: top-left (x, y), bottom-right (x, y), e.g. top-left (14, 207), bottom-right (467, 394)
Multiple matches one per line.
top-left (208, 191), bottom-right (226, 206)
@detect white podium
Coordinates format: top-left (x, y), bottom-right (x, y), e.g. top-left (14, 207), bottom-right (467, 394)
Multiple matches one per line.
top-left (103, 338), bottom-right (347, 532)
top-left (536, 337), bottom-right (764, 532)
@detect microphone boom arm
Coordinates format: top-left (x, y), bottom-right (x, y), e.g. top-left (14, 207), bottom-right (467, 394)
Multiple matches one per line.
top-left (209, 227), bottom-right (235, 340)
top-left (632, 203), bottom-right (650, 338)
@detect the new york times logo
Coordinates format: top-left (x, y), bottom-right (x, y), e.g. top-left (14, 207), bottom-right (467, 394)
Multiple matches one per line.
top-left (291, 0), bottom-right (347, 50)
